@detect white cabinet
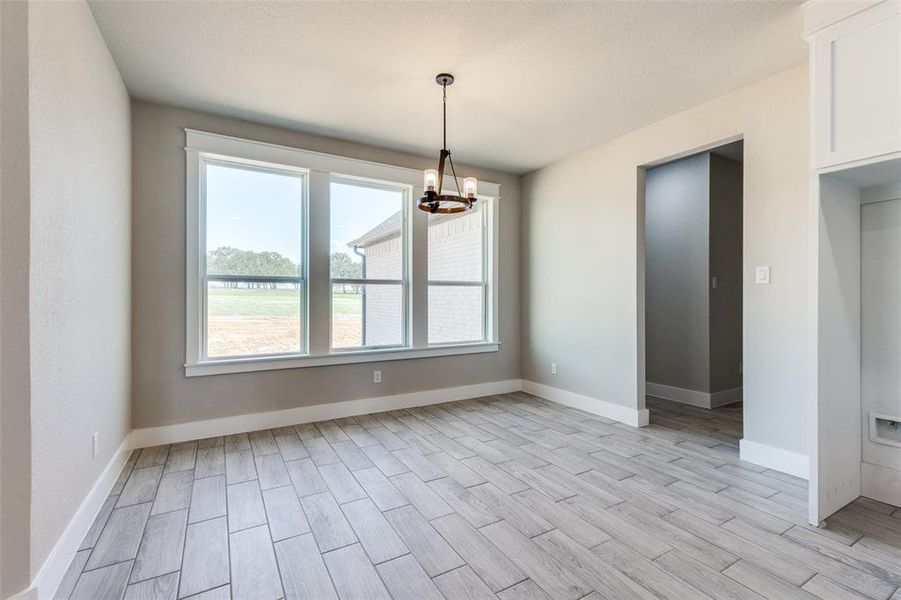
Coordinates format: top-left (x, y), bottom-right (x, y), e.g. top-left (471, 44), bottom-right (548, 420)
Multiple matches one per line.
top-left (808, 0), bottom-right (901, 169)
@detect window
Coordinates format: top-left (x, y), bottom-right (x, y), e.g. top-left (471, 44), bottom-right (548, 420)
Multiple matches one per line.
top-left (428, 201), bottom-right (487, 344)
top-left (202, 159), bottom-right (306, 359)
top-left (185, 130), bottom-right (499, 376)
top-left (330, 179), bottom-right (408, 349)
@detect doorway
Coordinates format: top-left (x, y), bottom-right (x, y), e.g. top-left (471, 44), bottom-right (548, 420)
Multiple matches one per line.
top-left (641, 140), bottom-right (744, 439)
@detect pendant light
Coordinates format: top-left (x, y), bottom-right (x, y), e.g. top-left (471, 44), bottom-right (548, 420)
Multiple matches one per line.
top-left (418, 73), bottom-right (478, 214)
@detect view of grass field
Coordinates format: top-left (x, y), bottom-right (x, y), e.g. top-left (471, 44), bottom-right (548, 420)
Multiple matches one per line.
top-left (206, 287), bottom-right (363, 356)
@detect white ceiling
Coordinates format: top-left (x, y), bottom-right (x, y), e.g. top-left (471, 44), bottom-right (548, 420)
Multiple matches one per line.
top-left (89, 1), bottom-right (806, 174)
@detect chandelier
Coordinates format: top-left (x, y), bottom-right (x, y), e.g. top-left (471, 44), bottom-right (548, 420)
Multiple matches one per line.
top-left (418, 73), bottom-right (478, 214)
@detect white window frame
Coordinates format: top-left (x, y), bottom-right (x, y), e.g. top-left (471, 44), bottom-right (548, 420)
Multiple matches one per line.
top-left (185, 129), bottom-right (500, 377)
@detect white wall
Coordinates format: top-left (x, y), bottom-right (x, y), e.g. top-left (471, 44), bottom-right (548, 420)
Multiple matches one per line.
top-left (810, 174), bottom-right (861, 518)
top-left (861, 196), bottom-right (901, 504)
top-left (522, 64), bottom-right (809, 459)
top-left (27, 0), bottom-right (131, 580)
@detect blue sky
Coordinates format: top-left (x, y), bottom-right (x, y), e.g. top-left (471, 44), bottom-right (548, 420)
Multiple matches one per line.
top-left (330, 182), bottom-right (402, 263)
top-left (206, 164), bottom-right (401, 266)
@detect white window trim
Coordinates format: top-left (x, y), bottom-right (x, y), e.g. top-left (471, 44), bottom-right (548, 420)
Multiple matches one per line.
top-left (184, 129), bottom-right (500, 377)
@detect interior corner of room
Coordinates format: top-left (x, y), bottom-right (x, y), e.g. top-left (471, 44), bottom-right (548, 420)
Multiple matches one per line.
top-left (1, 0), bottom-right (900, 598)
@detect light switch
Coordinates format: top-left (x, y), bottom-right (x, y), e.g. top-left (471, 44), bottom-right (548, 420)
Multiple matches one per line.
top-left (755, 266), bottom-right (770, 285)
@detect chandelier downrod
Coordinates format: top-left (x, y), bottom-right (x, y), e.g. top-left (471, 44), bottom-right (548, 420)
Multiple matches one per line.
top-left (418, 73), bottom-right (477, 215)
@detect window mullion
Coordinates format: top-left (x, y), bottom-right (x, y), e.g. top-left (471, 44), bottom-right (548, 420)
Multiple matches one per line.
top-left (411, 186), bottom-right (428, 349)
top-left (487, 196), bottom-right (499, 343)
top-left (308, 169), bottom-right (331, 356)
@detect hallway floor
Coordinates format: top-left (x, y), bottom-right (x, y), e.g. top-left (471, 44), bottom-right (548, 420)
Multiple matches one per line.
top-left (55, 392), bottom-right (900, 600)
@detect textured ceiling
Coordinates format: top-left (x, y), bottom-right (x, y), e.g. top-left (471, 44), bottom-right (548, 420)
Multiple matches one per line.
top-left (89, 1), bottom-right (806, 174)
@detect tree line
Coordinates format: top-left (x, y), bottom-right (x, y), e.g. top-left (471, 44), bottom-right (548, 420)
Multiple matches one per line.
top-left (207, 246), bottom-right (362, 290)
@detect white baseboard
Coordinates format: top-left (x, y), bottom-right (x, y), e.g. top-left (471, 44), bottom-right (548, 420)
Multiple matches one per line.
top-left (710, 387), bottom-right (743, 408)
top-left (31, 432), bottom-right (135, 600)
top-left (132, 379), bottom-right (523, 448)
top-left (7, 586), bottom-right (38, 600)
top-left (861, 462), bottom-right (901, 508)
top-left (521, 380), bottom-right (649, 427)
top-left (646, 382), bottom-right (742, 409)
top-left (739, 438), bottom-right (809, 480)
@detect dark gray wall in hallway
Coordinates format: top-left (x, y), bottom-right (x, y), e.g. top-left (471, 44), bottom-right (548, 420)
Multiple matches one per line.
top-left (645, 151), bottom-right (742, 395)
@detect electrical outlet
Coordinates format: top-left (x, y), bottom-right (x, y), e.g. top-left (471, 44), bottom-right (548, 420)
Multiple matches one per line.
top-left (711, 276), bottom-right (719, 289)
top-left (373, 370), bottom-right (382, 384)
top-left (551, 362), bottom-right (557, 375)
top-left (92, 432), bottom-right (99, 459)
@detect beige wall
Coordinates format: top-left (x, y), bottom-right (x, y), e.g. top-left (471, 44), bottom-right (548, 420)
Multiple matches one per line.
top-left (27, 0), bottom-right (132, 578)
top-left (131, 101), bottom-right (520, 428)
top-left (522, 64), bottom-right (809, 456)
top-left (0, 1), bottom-right (33, 596)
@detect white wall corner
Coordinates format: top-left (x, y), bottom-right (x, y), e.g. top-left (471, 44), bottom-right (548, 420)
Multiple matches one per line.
top-left (739, 438), bottom-right (809, 480)
top-left (521, 380), bottom-right (650, 428)
top-left (131, 379), bottom-right (523, 448)
top-left (30, 432), bottom-right (135, 600)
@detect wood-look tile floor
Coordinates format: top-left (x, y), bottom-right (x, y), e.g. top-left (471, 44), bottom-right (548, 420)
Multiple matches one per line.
top-left (55, 392), bottom-right (901, 600)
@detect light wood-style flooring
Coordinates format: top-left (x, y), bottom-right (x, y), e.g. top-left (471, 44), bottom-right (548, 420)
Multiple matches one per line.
top-left (54, 392), bottom-right (901, 600)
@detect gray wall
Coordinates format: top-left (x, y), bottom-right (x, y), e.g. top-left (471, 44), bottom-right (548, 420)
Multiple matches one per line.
top-left (644, 152), bottom-right (743, 397)
top-left (0, 1), bottom-right (32, 595)
top-left (131, 101), bottom-right (521, 428)
top-left (645, 154), bottom-right (712, 392)
top-left (522, 65), bottom-right (808, 456)
top-left (709, 154), bottom-right (743, 393)
top-left (27, 0), bottom-right (132, 577)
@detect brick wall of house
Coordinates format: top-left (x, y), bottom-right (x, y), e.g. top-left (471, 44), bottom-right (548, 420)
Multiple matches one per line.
top-left (361, 207), bottom-right (485, 345)
top-left (362, 236), bottom-right (403, 346)
top-left (427, 209), bottom-right (484, 343)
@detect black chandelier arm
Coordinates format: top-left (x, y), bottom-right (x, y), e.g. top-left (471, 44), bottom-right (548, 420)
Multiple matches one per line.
top-left (436, 149), bottom-right (448, 193)
top-left (446, 152), bottom-right (463, 198)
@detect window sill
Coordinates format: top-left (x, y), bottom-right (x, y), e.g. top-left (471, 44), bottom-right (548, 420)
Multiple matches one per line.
top-left (184, 342), bottom-right (500, 377)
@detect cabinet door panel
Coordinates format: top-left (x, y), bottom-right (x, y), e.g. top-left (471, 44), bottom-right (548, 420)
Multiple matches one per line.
top-left (814, 1), bottom-right (901, 169)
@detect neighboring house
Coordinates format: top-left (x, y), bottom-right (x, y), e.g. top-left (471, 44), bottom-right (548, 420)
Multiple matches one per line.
top-left (348, 207), bottom-right (484, 346)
